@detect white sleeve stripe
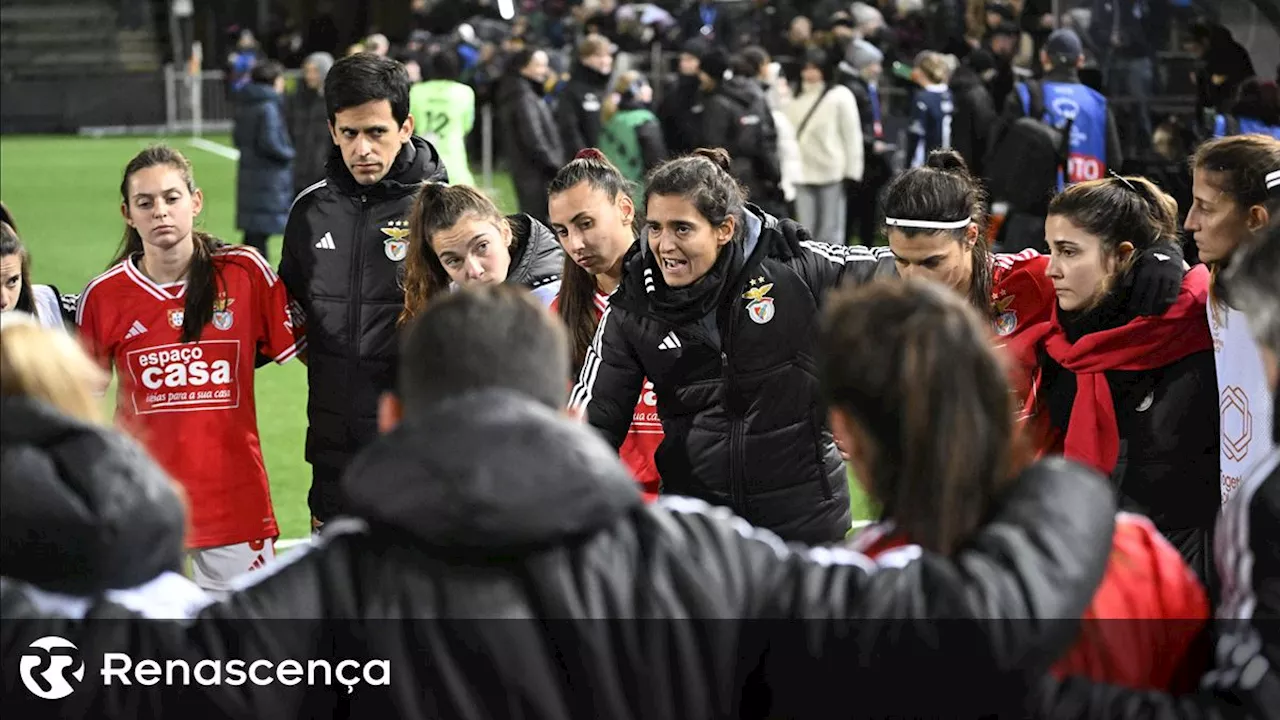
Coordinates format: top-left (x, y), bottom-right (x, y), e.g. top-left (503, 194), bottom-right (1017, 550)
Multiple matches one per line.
top-left (289, 179), bottom-right (328, 212)
top-left (76, 264), bottom-right (127, 326)
top-left (219, 246), bottom-right (279, 284)
top-left (569, 306), bottom-right (610, 410)
top-left (799, 240), bottom-right (889, 265)
top-left (272, 337), bottom-right (306, 364)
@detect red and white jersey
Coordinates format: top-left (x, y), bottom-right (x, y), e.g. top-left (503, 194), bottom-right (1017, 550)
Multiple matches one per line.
top-left (77, 246), bottom-right (305, 549)
top-left (554, 290), bottom-right (663, 498)
top-left (989, 249), bottom-right (1054, 340)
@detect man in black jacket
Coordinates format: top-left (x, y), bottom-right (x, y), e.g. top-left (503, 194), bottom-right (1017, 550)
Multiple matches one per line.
top-left (1, 285), bottom-right (1120, 719)
top-left (280, 52), bottom-right (448, 529)
top-left (555, 33), bottom-right (614, 156)
top-left (700, 49), bottom-right (786, 218)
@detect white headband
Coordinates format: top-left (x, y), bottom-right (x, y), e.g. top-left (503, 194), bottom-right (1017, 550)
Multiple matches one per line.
top-left (1266, 169), bottom-right (1280, 191)
top-left (884, 216), bottom-right (973, 230)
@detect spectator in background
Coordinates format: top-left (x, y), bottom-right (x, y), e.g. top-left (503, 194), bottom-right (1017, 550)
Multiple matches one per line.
top-left (0, 222), bottom-right (76, 330)
top-left (285, 52), bottom-right (334, 197)
top-left (659, 38), bottom-right (710, 155)
top-left (410, 49), bottom-right (477, 187)
top-left (679, 0), bottom-right (734, 45)
top-left (948, 50), bottom-right (999, 179)
top-left (1019, 0), bottom-right (1057, 69)
top-left (557, 34), bottom-right (615, 157)
top-left (984, 20), bottom-right (1021, 109)
top-left (701, 49), bottom-right (787, 218)
top-left (233, 61), bottom-right (295, 260)
top-left (742, 47), bottom-right (802, 214)
top-left (842, 39), bottom-right (891, 244)
top-left (1213, 77), bottom-right (1280, 139)
top-left (227, 28), bottom-right (260, 95)
top-left (0, 317), bottom-right (207, 619)
top-left (1185, 20), bottom-right (1256, 134)
top-left (365, 32), bottom-right (390, 57)
top-left (281, 53), bottom-right (448, 529)
top-left (783, 48), bottom-right (863, 245)
top-left (906, 51), bottom-right (956, 168)
top-left (597, 71), bottom-right (667, 204)
top-left (496, 48), bottom-right (565, 222)
top-left (1088, 0), bottom-right (1167, 153)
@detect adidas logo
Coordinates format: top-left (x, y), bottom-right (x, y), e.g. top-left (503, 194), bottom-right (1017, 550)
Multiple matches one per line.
top-left (249, 554), bottom-right (266, 571)
top-left (657, 331), bottom-right (682, 351)
top-left (124, 320), bottom-right (148, 340)
top-left (315, 232), bottom-right (336, 250)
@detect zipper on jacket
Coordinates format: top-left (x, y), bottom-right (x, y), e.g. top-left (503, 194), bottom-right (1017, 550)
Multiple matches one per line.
top-left (722, 350), bottom-right (746, 514)
top-left (346, 194), bottom-right (368, 446)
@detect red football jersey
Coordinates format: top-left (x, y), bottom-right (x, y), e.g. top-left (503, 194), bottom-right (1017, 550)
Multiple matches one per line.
top-left (989, 249), bottom-right (1054, 341)
top-left (851, 514), bottom-right (1209, 692)
top-left (77, 246), bottom-right (305, 549)
top-left (553, 291), bottom-right (663, 498)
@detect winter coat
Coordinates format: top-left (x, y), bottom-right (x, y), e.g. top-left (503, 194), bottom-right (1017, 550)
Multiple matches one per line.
top-left (496, 73), bottom-right (565, 220)
top-left (555, 62), bottom-right (612, 155)
top-left (233, 83), bottom-right (295, 235)
top-left (504, 213), bottom-right (565, 305)
top-left (284, 84), bottom-right (331, 195)
top-left (0, 389), bottom-right (1124, 720)
top-left (782, 81), bottom-right (864, 185)
top-left (948, 65), bottom-right (998, 180)
top-left (571, 208), bottom-right (896, 544)
top-left (703, 78), bottom-right (785, 216)
top-left (279, 135), bottom-right (448, 488)
top-left (0, 397), bottom-right (187, 596)
top-left (658, 74), bottom-right (706, 155)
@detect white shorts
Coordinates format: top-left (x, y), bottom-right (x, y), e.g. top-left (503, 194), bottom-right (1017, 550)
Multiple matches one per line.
top-left (188, 538), bottom-right (276, 592)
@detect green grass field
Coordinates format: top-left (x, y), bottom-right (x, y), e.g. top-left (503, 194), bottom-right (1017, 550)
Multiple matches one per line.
top-left (1, 133), bottom-right (873, 541)
top-left (0, 134), bottom-right (518, 540)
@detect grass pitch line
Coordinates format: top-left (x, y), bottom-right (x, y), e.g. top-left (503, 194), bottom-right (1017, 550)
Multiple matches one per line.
top-left (189, 137), bottom-right (240, 161)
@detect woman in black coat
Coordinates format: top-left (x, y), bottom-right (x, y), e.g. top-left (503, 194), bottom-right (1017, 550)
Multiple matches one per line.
top-left (495, 48), bottom-right (565, 223)
top-left (284, 52), bottom-right (334, 196)
top-left (233, 61), bottom-right (295, 259)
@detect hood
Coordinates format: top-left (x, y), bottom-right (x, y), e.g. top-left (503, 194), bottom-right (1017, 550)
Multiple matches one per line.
top-left (326, 134), bottom-right (449, 199)
top-left (496, 72), bottom-right (544, 104)
top-left (237, 82), bottom-right (280, 105)
top-left (340, 390), bottom-right (643, 552)
top-left (506, 213), bottom-right (565, 290)
top-left (716, 76), bottom-right (764, 108)
top-left (0, 397), bottom-right (186, 595)
top-left (949, 65), bottom-right (985, 92)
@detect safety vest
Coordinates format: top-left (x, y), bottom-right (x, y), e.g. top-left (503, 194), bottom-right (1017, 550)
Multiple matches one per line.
top-left (598, 108), bottom-right (658, 203)
top-left (1020, 81), bottom-right (1109, 184)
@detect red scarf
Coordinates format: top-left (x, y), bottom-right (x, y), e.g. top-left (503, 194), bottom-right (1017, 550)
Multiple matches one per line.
top-left (1015, 266), bottom-right (1212, 475)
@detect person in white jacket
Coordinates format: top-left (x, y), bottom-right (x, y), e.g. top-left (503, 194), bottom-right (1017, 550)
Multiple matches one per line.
top-left (783, 48), bottom-right (864, 245)
top-left (740, 48), bottom-right (803, 212)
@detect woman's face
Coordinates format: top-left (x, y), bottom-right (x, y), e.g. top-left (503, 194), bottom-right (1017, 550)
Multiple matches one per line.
top-left (1044, 215), bottom-right (1131, 312)
top-left (801, 63), bottom-right (823, 85)
top-left (1185, 168), bottom-right (1257, 265)
top-left (887, 228), bottom-right (975, 296)
top-left (646, 194), bottom-right (734, 288)
top-left (548, 182), bottom-right (635, 278)
top-left (0, 254), bottom-right (22, 312)
top-left (431, 215), bottom-right (513, 288)
top-left (121, 164), bottom-right (203, 253)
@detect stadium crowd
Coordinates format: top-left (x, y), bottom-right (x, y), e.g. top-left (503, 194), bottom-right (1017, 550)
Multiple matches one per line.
top-left (2, 1), bottom-right (1280, 718)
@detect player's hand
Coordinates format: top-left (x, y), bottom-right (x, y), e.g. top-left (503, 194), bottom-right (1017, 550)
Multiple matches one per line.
top-left (834, 436), bottom-right (852, 462)
top-left (311, 516), bottom-right (324, 533)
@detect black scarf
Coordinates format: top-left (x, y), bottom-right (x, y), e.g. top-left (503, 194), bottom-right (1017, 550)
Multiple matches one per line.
top-left (644, 239), bottom-right (743, 326)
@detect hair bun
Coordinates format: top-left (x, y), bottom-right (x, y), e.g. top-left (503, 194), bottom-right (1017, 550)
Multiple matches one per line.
top-left (575, 148), bottom-right (608, 162)
top-left (691, 147), bottom-right (734, 174)
top-left (925, 149), bottom-right (970, 175)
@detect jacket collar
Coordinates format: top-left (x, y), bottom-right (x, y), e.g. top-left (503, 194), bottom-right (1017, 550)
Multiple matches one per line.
top-left (340, 390), bottom-right (643, 553)
top-left (505, 213), bottom-right (564, 288)
top-left (325, 134), bottom-right (448, 199)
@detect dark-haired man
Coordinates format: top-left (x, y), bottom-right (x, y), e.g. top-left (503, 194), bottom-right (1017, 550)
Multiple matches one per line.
top-left (279, 52), bottom-right (448, 529)
top-left (2, 285), bottom-right (1122, 719)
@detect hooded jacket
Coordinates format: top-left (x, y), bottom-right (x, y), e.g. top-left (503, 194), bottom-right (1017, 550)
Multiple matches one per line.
top-left (504, 213), bottom-right (564, 305)
top-left (496, 73), bottom-right (565, 219)
top-left (570, 208), bottom-right (895, 544)
top-left (0, 389), bottom-right (1124, 719)
top-left (702, 77), bottom-right (784, 212)
top-left (948, 64), bottom-right (998, 180)
top-left (279, 135), bottom-right (447, 482)
top-left (233, 83), bottom-right (295, 236)
top-left (0, 397), bottom-right (186, 595)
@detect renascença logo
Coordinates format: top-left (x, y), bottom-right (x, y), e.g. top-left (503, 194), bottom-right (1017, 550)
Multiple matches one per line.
top-left (19, 636), bottom-right (85, 700)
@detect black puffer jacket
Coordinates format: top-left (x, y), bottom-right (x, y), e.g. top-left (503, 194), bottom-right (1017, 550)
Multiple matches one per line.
top-left (279, 136), bottom-right (447, 483)
top-left (555, 61), bottom-right (611, 155)
top-left (0, 390), bottom-right (1121, 719)
top-left (496, 73), bottom-right (565, 220)
top-left (0, 397), bottom-right (185, 595)
top-left (571, 209), bottom-right (895, 544)
top-left (505, 213), bottom-right (565, 302)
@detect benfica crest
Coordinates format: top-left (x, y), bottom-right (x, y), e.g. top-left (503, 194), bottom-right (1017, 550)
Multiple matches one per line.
top-left (742, 278), bottom-right (775, 325)
top-left (212, 295), bottom-right (236, 331)
top-left (381, 219), bottom-right (410, 261)
top-left (992, 293), bottom-right (1018, 336)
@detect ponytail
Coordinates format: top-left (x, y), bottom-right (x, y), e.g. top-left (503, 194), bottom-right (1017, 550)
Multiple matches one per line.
top-left (115, 145), bottom-right (225, 343)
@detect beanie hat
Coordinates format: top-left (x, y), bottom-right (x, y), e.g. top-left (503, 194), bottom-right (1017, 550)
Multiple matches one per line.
top-left (851, 2), bottom-right (884, 29)
top-left (1043, 28), bottom-right (1084, 66)
top-left (701, 47), bottom-right (730, 82)
top-left (849, 38), bottom-right (884, 71)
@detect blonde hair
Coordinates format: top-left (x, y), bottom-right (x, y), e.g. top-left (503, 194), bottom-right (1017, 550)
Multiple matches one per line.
top-left (602, 70), bottom-right (645, 124)
top-left (0, 316), bottom-right (106, 424)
